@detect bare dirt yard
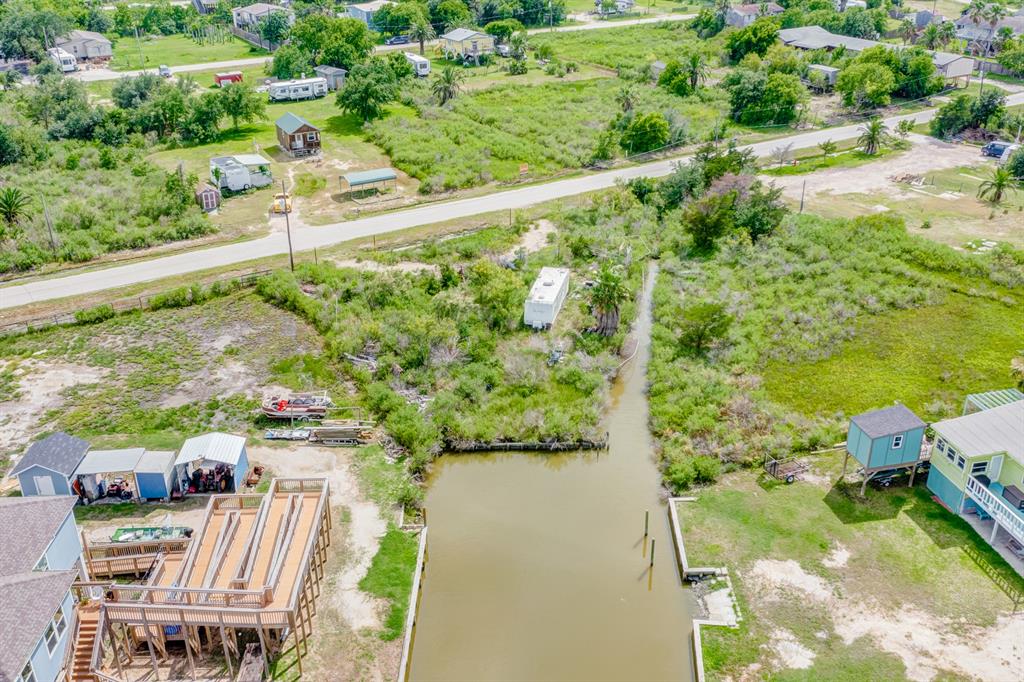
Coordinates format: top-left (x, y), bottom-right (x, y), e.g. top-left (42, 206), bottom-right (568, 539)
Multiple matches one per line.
top-left (764, 136), bottom-right (1024, 249)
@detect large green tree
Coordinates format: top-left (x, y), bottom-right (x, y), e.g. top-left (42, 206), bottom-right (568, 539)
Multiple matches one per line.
top-left (836, 62), bottom-right (895, 109)
top-left (337, 60), bottom-right (398, 121)
top-left (290, 15), bottom-right (376, 70)
top-left (725, 18), bottom-right (779, 62)
top-left (217, 82), bottom-right (266, 130)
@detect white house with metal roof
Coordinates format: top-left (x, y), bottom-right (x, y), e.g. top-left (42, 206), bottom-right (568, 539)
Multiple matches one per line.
top-left (0, 496), bottom-right (86, 682)
top-left (925, 398), bottom-right (1024, 575)
top-left (440, 28), bottom-right (495, 60)
top-left (347, 0), bottom-right (392, 28)
top-left (524, 267), bottom-right (570, 330)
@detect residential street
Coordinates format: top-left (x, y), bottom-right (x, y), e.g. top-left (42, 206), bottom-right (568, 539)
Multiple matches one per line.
top-left (4, 92), bottom-right (1022, 310)
top-left (71, 14), bottom-right (696, 82)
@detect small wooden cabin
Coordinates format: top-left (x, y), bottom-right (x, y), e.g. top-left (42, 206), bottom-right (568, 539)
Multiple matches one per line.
top-left (275, 112), bottom-right (321, 157)
top-left (844, 404), bottom-right (926, 493)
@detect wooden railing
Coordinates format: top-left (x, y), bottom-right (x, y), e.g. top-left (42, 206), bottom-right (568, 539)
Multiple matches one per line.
top-left (230, 489), bottom-right (273, 588)
top-left (284, 482), bottom-right (331, 611)
top-left (87, 538), bottom-right (190, 559)
top-left (60, 604), bottom-right (81, 682)
top-left (106, 584), bottom-right (267, 608)
top-left (966, 476), bottom-right (1024, 545)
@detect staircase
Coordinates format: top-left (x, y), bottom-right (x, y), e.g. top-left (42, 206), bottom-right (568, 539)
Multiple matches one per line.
top-left (68, 605), bottom-right (101, 682)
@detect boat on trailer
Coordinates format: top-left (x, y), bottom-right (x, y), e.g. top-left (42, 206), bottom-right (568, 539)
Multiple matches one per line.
top-left (261, 392), bottom-right (333, 420)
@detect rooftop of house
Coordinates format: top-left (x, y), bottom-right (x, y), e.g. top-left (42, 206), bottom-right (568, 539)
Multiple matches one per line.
top-left (9, 431), bottom-right (90, 478)
top-left (175, 432), bottom-right (247, 467)
top-left (527, 267), bottom-right (570, 305)
top-left (933, 401), bottom-right (1024, 465)
top-left (733, 2), bottom-right (783, 14)
top-left (350, 0), bottom-right (392, 11)
top-left (442, 28), bottom-right (487, 41)
top-left (276, 111), bottom-right (317, 134)
top-left (211, 154), bottom-right (271, 169)
top-left (0, 570), bottom-right (77, 682)
top-left (0, 496), bottom-right (77, 576)
top-left (964, 388), bottom-right (1024, 413)
top-left (314, 64), bottom-right (347, 75)
top-left (778, 25), bottom-right (966, 67)
top-left (58, 29), bottom-right (111, 45)
top-left (850, 404), bottom-right (926, 439)
top-left (234, 2), bottom-right (288, 14)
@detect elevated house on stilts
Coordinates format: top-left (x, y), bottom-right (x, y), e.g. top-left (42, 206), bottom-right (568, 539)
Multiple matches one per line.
top-left (70, 478), bottom-right (331, 681)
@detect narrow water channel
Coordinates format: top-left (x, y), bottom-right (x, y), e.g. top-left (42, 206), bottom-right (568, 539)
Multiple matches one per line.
top-left (408, 262), bottom-right (696, 682)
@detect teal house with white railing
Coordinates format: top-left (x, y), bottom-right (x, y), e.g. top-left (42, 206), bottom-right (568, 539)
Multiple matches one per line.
top-left (925, 392), bottom-right (1024, 575)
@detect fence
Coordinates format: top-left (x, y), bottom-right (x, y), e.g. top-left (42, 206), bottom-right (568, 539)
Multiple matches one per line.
top-left (229, 25), bottom-right (279, 52)
top-left (0, 268), bottom-right (272, 338)
top-left (977, 60), bottom-right (1018, 77)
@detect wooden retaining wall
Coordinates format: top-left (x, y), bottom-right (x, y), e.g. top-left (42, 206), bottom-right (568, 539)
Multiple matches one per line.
top-left (444, 438), bottom-right (608, 453)
top-left (397, 527), bottom-right (428, 682)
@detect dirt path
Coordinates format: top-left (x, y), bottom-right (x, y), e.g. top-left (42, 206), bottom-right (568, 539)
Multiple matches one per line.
top-left (330, 258), bottom-right (439, 275)
top-left (247, 445), bottom-right (387, 631)
top-left (508, 218), bottom-right (557, 257)
top-left (765, 135), bottom-right (983, 201)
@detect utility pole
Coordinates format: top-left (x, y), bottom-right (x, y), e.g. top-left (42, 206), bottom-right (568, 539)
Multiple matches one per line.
top-left (41, 195), bottom-right (57, 255)
top-left (282, 179), bottom-right (294, 272)
top-left (978, 66), bottom-right (986, 96)
top-left (134, 26), bottom-right (145, 72)
top-left (799, 180), bottom-right (806, 214)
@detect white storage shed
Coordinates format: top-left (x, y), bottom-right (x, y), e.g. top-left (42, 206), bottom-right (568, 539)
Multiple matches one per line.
top-left (524, 267), bottom-right (570, 330)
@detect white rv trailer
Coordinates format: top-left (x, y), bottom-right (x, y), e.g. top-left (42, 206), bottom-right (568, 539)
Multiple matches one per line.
top-left (48, 47), bottom-right (77, 72)
top-left (209, 154), bottom-right (273, 192)
top-left (267, 77), bottom-right (328, 101)
top-left (524, 267), bottom-right (570, 330)
top-left (403, 52), bottom-right (431, 77)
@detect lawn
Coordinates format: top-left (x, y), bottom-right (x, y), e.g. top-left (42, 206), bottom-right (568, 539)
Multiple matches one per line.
top-left (760, 145), bottom-right (903, 176)
top-left (358, 527), bottom-right (420, 640)
top-left (761, 294), bottom-right (1023, 420)
top-left (109, 34), bottom-right (268, 71)
top-left (677, 460), bottom-right (1024, 680)
top-left (368, 78), bottom-right (729, 191)
top-left (528, 21), bottom-right (715, 70)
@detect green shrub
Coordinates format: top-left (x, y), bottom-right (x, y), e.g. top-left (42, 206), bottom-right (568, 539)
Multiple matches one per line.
top-left (74, 304), bottom-right (116, 325)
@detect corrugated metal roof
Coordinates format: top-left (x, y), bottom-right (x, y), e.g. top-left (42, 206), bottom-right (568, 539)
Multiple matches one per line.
top-left (9, 431), bottom-right (90, 477)
top-left (276, 111), bottom-right (316, 135)
top-left (933, 401), bottom-right (1024, 466)
top-left (232, 153), bottom-right (271, 166)
top-left (850, 404), bottom-right (925, 439)
top-left (0, 497), bottom-right (77, 576)
top-left (964, 388), bottom-right (1024, 413)
top-left (442, 28), bottom-right (485, 41)
top-left (175, 433), bottom-right (246, 467)
top-left (0, 571), bottom-right (77, 682)
top-left (344, 168), bottom-right (397, 186)
top-left (135, 450), bottom-right (176, 475)
top-left (74, 448), bottom-right (145, 476)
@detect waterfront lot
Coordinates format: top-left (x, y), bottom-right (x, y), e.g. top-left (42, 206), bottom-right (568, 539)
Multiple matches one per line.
top-left (676, 458), bottom-right (1024, 681)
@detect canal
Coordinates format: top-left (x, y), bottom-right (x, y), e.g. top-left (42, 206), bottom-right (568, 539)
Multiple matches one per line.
top-left (408, 263), bottom-right (697, 682)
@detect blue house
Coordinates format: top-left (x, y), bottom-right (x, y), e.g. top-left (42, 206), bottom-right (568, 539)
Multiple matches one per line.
top-left (0, 496), bottom-right (86, 682)
top-left (174, 432), bottom-right (250, 493)
top-left (843, 404), bottom-right (926, 494)
top-left (11, 432), bottom-right (90, 497)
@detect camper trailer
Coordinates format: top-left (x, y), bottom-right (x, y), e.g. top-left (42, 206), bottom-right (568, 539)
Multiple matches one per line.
top-left (209, 154), bottom-right (273, 192)
top-left (404, 52), bottom-right (431, 77)
top-left (47, 47), bottom-right (77, 72)
top-left (268, 77), bottom-right (328, 101)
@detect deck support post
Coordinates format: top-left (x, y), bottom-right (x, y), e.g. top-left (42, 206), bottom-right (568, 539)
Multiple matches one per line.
top-left (860, 470), bottom-right (870, 497)
top-left (840, 451), bottom-right (849, 481)
top-left (991, 521), bottom-right (1001, 543)
top-left (139, 611), bottom-right (160, 678)
top-left (909, 462), bottom-right (918, 487)
top-left (121, 623), bottom-right (134, 664)
top-left (288, 612), bottom-right (304, 677)
top-left (108, 619), bottom-right (125, 681)
top-left (256, 613), bottom-right (269, 672)
top-left (220, 623), bottom-right (234, 680)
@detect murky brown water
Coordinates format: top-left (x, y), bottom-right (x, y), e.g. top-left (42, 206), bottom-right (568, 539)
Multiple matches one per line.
top-left (408, 263), bottom-right (696, 682)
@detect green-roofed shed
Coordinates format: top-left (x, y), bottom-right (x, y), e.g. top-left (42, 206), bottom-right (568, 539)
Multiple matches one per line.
top-left (275, 112), bottom-right (320, 157)
top-left (341, 168), bottom-right (397, 197)
top-left (963, 388), bottom-right (1024, 415)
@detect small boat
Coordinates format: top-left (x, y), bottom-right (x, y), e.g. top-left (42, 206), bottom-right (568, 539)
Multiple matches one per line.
top-left (308, 419), bottom-right (376, 444)
top-left (264, 428), bottom-right (312, 441)
top-left (261, 392), bottom-right (333, 420)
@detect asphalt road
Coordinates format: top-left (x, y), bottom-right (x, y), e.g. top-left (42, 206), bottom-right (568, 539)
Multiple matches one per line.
top-left (72, 14), bottom-right (696, 82)
top-left (7, 93), bottom-right (1021, 311)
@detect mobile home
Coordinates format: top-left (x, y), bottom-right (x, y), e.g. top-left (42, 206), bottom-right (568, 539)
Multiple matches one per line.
top-left (268, 77), bottom-right (328, 101)
top-left (209, 154), bottom-right (273, 192)
top-left (524, 267), bottom-right (570, 330)
top-left (404, 51), bottom-right (431, 77)
top-left (47, 47), bottom-right (77, 73)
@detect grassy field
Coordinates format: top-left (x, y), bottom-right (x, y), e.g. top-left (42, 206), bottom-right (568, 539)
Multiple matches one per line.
top-left (529, 21), bottom-right (715, 70)
top-left (369, 78), bottom-right (729, 191)
top-left (358, 527), bottom-right (420, 640)
top-left (678, 458), bottom-right (1024, 680)
top-left (110, 34), bottom-right (268, 71)
top-left (760, 145), bottom-right (903, 176)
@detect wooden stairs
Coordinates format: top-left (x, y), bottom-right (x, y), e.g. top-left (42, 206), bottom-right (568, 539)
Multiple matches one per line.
top-left (68, 605), bottom-right (101, 682)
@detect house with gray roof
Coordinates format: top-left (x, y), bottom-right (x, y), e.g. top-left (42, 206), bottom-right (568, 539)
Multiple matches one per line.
top-left (0, 496), bottom-right (86, 682)
top-left (10, 432), bottom-right (90, 497)
top-left (276, 112), bottom-right (321, 157)
top-left (54, 29), bottom-right (112, 60)
top-left (844, 404), bottom-right (928, 493)
top-left (440, 28), bottom-right (495, 60)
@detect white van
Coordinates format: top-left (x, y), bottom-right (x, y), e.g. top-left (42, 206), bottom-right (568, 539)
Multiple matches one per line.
top-left (404, 52), bottom-right (431, 77)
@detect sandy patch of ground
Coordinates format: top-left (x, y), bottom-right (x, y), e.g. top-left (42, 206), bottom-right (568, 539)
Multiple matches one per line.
top-left (330, 258), bottom-right (440, 275)
top-left (247, 445), bottom-right (388, 631)
top-left (766, 136), bottom-right (981, 201)
top-left (822, 543), bottom-right (850, 569)
top-left (159, 358), bottom-right (262, 408)
top-left (745, 557), bottom-right (1024, 681)
top-left (0, 359), bottom-right (105, 459)
top-left (767, 629), bottom-right (816, 670)
top-left (509, 219), bottom-right (557, 256)
top-left (83, 507), bottom-right (208, 544)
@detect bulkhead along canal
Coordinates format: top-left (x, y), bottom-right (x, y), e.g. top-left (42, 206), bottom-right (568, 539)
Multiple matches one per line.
top-left (408, 263), bottom-right (698, 682)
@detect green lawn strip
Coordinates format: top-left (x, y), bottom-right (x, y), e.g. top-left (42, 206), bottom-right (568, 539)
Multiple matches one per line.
top-left (761, 294), bottom-right (1023, 420)
top-left (678, 463), bottom-right (1023, 679)
top-left (760, 145), bottom-right (902, 177)
top-left (358, 526), bottom-right (420, 640)
top-left (351, 445), bottom-right (421, 509)
top-left (109, 34), bottom-right (268, 71)
top-left (74, 497), bottom-right (206, 522)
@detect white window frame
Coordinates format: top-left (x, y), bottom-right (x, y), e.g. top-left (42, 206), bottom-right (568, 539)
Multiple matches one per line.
top-left (936, 439), bottom-right (946, 452)
top-left (971, 461), bottom-right (988, 475)
top-left (17, 660), bottom-right (36, 682)
top-left (892, 434), bottom-right (904, 449)
top-left (956, 455), bottom-right (966, 470)
top-left (306, 132), bottom-right (317, 141)
top-left (43, 605), bottom-right (66, 654)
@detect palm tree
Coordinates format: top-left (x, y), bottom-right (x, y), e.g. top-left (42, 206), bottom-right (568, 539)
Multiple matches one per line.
top-left (938, 20), bottom-right (956, 49)
top-left (683, 51), bottom-right (710, 90)
top-left (616, 85), bottom-right (637, 114)
top-left (590, 262), bottom-right (628, 337)
top-left (920, 23), bottom-right (941, 49)
top-left (0, 187), bottom-right (30, 244)
top-left (857, 118), bottom-right (888, 155)
top-left (432, 66), bottom-right (465, 106)
top-left (818, 139), bottom-right (837, 162)
top-left (408, 18), bottom-right (435, 56)
top-left (977, 166), bottom-right (1016, 205)
top-left (983, 3), bottom-right (1007, 55)
top-left (509, 32), bottom-right (528, 60)
top-left (899, 19), bottom-right (918, 45)
top-left (966, 0), bottom-right (987, 52)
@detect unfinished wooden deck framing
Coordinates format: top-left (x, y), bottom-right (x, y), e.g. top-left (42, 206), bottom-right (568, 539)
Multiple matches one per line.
top-left (80, 478), bottom-right (332, 681)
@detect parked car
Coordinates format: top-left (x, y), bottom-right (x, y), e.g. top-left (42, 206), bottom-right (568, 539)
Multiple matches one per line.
top-left (385, 35), bottom-right (410, 45)
top-left (271, 192), bottom-right (292, 214)
top-left (982, 140), bottom-right (1013, 158)
top-left (158, 64), bottom-right (172, 78)
top-left (496, 44), bottom-right (511, 57)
